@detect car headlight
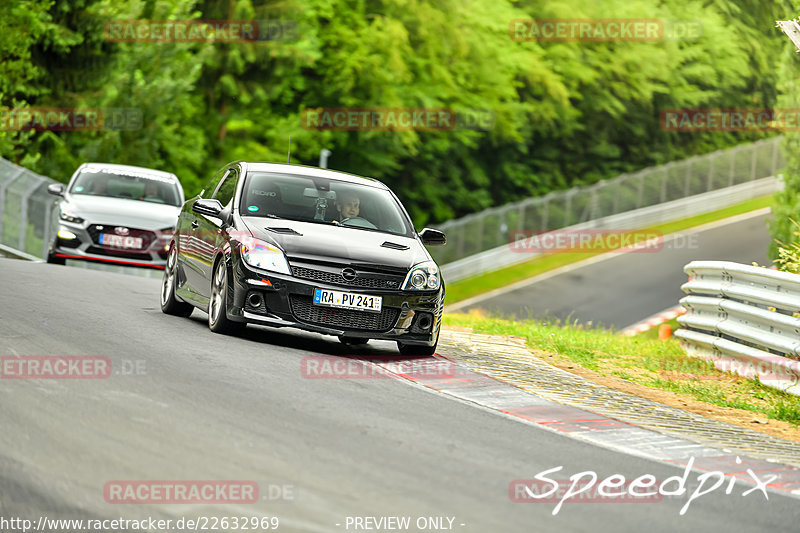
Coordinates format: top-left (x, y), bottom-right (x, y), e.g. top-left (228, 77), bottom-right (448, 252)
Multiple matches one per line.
top-left (59, 205), bottom-right (84, 224)
top-left (402, 261), bottom-right (440, 290)
top-left (240, 237), bottom-right (290, 275)
top-left (158, 227), bottom-right (176, 250)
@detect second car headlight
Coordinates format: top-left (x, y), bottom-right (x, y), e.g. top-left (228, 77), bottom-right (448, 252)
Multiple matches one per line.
top-left (59, 205), bottom-right (84, 224)
top-left (240, 237), bottom-right (290, 275)
top-left (402, 261), bottom-right (440, 290)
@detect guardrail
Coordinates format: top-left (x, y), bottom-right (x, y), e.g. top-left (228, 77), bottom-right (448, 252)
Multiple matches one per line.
top-left (0, 158), bottom-right (57, 259)
top-left (675, 261), bottom-right (800, 396)
top-left (441, 176), bottom-right (782, 282)
top-left (432, 137), bottom-right (784, 269)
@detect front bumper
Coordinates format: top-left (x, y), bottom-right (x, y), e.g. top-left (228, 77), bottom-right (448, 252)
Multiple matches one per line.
top-left (228, 259), bottom-right (443, 346)
top-left (53, 221), bottom-right (171, 269)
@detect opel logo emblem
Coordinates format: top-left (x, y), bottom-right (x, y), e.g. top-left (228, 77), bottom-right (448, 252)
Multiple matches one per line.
top-left (341, 268), bottom-right (357, 281)
top-left (114, 227), bottom-right (130, 235)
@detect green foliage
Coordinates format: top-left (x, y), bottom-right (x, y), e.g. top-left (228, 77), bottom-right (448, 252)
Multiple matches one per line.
top-left (0, 0), bottom-right (793, 228)
top-left (773, 219), bottom-right (800, 274)
top-left (772, 23), bottom-right (800, 259)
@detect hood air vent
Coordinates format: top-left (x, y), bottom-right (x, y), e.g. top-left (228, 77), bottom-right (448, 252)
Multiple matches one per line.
top-left (381, 241), bottom-right (409, 251)
top-left (267, 227), bottom-right (302, 236)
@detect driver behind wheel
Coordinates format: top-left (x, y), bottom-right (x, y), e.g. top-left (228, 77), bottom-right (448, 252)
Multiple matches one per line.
top-left (334, 191), bottom-right (360, 222)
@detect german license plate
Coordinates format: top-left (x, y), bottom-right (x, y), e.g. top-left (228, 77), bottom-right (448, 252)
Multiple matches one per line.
top-left (313, 288), bottom-right (382, 313)
top-left (99, 233), bottom-right (144, 249)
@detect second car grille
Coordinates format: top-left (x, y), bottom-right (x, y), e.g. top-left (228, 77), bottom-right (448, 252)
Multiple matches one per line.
top-left (87, 225), bottom-right (157, 248)
top-left (289, 295), bottom-right (400, 332)
top-left (86, 246), bottom-right (152, 260)
top-left (291, 265), bottom-right (403, 289)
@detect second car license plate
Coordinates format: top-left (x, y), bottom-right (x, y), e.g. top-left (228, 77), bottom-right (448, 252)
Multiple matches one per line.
top-left (313, 288), bottom-right (382, 313)
top-left (100, 233), bottom-right (144, 249)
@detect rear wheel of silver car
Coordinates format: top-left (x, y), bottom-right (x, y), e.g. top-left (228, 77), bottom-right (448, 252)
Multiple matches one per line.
top-left (209, 259), bottom-right (244, 334)
top-left (160, 244), bottom-right (193, 317)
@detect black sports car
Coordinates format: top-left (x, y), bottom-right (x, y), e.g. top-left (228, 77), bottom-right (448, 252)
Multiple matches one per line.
top-left (160, 162), bottom-right (446, 355)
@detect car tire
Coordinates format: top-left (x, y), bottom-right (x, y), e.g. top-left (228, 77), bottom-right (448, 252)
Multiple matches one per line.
top-left (209, 258), bottom-right (245, 334)
top-left (339, 336), bottom-right (369, 346)
top-left (397, 341), bottom-right (437, 356)
top-left (160, 244), bottom-right (193, 317)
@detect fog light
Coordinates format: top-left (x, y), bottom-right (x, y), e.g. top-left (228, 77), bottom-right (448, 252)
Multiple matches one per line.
top-left (57, 229), bottom-right (77, 240)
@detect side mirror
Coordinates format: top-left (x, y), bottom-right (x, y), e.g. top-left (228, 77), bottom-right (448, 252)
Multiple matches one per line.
top-left (192, 199), bottom-right (223, 217)
top-left (419, 228), bottom-right (446, 246)
top-left (47, 183), bottom-right (65, 196)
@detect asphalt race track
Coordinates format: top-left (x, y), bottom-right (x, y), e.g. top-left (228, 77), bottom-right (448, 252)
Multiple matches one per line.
top-left (1, 257), bottom-right (798, 532)
top-left (453, 211), bottom-right (772, 329)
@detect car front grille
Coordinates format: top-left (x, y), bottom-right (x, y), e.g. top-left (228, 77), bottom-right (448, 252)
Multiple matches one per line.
top-left (87, 225), bottom-right (157, 248)
top-left (291, 265), bottom-right (403, 290)
top-left (86, 246), bottom-right (152, 260)
top-left (289, 295), bottom-right (400, 332)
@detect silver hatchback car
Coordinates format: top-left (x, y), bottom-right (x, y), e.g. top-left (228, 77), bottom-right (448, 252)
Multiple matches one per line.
top-left (46, 163), bottom-right (184, 269)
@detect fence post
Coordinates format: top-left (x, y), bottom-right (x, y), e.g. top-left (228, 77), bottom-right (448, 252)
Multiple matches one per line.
top-left (684, 160), bottom-right (692, 196)
top-left (0, 168), bottom-right (25, 242)
top-left (42, 196), bottom-right (52, 259)
top-left (19, 178), bottom-right (45, 251)
top-left (588, 185), bottom-right (599, 221)
top-left (728, 148), bottom-right (736, 187)
top-left (772, 137), bottom-right (780, 177)
top-left (541, 196), bottom-right (550, 231)
top-left (612, 176), bottom-right (623, 215)
top-left (636, 171), bottom-right (644, 208)
top-left (706, 154), bottom-right (715, 192)
top-left (456, 222), bottom-right (465, 258)
top-left (475, 214), bottom-right (484, 254)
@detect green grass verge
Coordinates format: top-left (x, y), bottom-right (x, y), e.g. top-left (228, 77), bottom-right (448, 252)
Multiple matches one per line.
top-left (444, 195), bottom-right (775, 305)
top-left (636, 317), bottom-right (682, 340)
top-left (443, 312), bottom-right (800, 427)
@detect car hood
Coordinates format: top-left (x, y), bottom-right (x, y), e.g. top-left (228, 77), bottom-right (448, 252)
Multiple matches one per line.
top-left (65, 195), bottom-right (180, 230)
top-left (241, 217), bottom-right (430, 271)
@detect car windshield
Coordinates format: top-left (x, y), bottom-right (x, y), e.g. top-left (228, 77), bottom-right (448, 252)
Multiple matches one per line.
top-left (241, 172), bottom-right (413, 237)
top-left (70, 168), bottom-right (181, 206)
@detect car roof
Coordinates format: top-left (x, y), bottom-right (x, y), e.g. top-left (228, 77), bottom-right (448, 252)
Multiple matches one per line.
top-left (78, 162), bottom-right (179, 182)
top-left (240, 162), bottom-right (389, 190)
